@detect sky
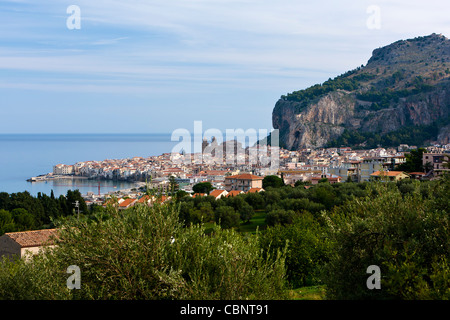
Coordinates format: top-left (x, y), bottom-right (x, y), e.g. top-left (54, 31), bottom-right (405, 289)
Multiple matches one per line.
top-left (1, 0), bottom-right (450, 135)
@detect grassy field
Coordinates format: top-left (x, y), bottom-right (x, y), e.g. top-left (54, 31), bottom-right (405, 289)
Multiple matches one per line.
top-left (238, 210), bottom-right (267, 233)
top-left (203, 209), bottom-right (268, 234)
top-left (288, 286), bottom-right (326, 300)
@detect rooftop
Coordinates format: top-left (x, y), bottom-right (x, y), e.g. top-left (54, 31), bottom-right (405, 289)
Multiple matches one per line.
top-left (225, 174), bottom-right (263, 180)
top-left (4, 229), bottom-right (59, 248)
top-left (370, 171), bottom-right (408, 177)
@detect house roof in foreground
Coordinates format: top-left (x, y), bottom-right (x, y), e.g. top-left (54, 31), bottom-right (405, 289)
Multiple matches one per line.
top-left (3, 229), bottom-right (59, 248)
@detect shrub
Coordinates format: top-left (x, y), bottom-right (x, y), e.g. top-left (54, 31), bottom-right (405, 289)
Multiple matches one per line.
top-left (0, 203), bottom-right (288, 300)
top-left (260, 213), bottom-right (332, 288)
top-left (214, 206), bottom-right (240, 229)
top-left (322, 182), bottom-right (449, 299)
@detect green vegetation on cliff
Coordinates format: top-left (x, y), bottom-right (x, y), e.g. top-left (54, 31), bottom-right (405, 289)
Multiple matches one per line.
top-left (326, 121), bottom-right (442, 149)
top-left (273, 33), bottom-right (450, 149)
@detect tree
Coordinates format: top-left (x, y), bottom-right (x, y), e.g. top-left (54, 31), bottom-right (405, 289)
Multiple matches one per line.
top-left (214, 206), bottom-right (240, 229)
top-left (261, 213), bottom-right (331, 287)
top-left (262, 175), bottom-right (284, 189)
top-left (11, 208), bottom-right (35, 231)
top-left (239, 202), bottom-right (254, 223)
top-left (65, 190), bottom-right (88, 218)
top-left (196, 202), bottom-right (214, 223)
top-left (168, 176), bottom-right (179, 195)
top-left (395, 148), bottom-right (427, 172)
top-left (39, 193), bottom-right (63, 222)
top-left (323, 182), bottom-right (449, 299)
top-left (192, 182), bottom-right (213, 195)
top-left (265, 209), bottom-right (297, 227)
top-left (294, 180), bottom-right (311, 187)
top-left (244, 192), bottom-right (265, 210)
top-left (8, 191), bottom-right (45, 225)
top-left (175, 190), bottom-right (189, 201)
top-left (0, 203), bottom-right (288, 300)
top-left (0, 209), bottom-right (15, 235)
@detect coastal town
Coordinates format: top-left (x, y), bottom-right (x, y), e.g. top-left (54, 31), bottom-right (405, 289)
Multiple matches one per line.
top-left (28, 138), bottom-right (450, 210)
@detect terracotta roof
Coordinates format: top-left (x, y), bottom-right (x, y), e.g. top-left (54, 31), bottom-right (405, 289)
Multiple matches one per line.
top-left (247, 188), bottom-right (263, 193)
top-left (209, 189), bottom-right (227, 197)
top-left (192, 193), bottom-right (206, 198)
top-left (137, 195), bottom-right (151, 203)
top-left (225, 174), bottom-right (263, 180)
top-left (370, 171), bottom-right (408, 177)
top-left (206, 170), bottom-right (228, 175)
top-left (119, 198), bottom-right (136, 207)
top-left (227, 190), bottom-right (244, 197)
top-left (4, 229), bottom-right (59, 248)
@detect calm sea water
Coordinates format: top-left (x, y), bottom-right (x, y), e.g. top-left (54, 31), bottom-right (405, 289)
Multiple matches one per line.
top-left (0, 134), bottom-right (177, 197)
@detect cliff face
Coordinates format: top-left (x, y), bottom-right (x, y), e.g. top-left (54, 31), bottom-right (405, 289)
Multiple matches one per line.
top-left (273, 91), bottom-right (354, 149)
top-left (273, 33), bottom-right (450, 149)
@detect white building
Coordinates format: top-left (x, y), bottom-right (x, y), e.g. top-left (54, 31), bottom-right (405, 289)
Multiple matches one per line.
top-left (53, 164), bottom-right (74, 175)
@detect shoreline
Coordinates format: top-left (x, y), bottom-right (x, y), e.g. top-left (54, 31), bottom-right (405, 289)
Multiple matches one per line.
top-left (25, 174), bottom-right (145, 200)
top-left (27, 174), bottom-right (89, 182)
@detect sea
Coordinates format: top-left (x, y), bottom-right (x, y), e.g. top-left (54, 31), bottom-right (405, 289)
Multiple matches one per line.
top-left (0, 133), bottom-right (178, 198)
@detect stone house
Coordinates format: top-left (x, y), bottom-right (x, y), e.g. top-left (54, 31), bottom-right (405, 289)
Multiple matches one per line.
top-left (224, 174), bottom-right (263, 192)
top-left (0, 229), bottom-right (59, 260)
top-left (370, 171), bottom-right (410, 181)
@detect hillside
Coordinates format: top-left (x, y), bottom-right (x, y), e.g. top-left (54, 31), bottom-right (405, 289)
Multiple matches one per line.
top-left (272, 33), bottom-right (450, 150)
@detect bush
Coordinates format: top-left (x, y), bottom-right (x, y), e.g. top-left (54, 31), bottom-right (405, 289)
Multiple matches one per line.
top-left (322, 182), bottom-right (450, 299)
top-left (262, 175), bottom-right (284, 189)
top-left (260, 213), bottom-right (332, 288)
top-left (214, 206), bottom-right (240, 229)
top-left (265, 209), bottom-right (299, 227)
top-left (0, 203), bottom-right (288, 300)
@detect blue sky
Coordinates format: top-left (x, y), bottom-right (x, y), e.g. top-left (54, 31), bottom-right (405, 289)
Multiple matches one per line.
top-left (1, 0), bottom-right (450, 134)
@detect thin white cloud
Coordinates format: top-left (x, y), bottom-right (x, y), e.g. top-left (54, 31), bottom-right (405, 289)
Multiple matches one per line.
top-left (1, 0), bottom-right (450, 134)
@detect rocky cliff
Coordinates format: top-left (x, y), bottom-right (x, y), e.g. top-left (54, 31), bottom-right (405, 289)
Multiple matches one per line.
top-left (273, 33), bottom-right (450, 149)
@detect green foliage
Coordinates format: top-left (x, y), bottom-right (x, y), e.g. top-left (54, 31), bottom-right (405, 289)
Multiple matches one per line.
top-left (0, 190), bottom-right (90, 236)
top-left (322, 180), bottom-right (450, 299)
top-left (326, 121), bottom-right (442, 149)
top-left (238, 202), bottom-right (255, 223)
top-left (260, 213), bottom-right (332, 288)
top-left (243, 192), bottom-right (266, 210)
top-left (262, 175), bottom-right (285, 189)
top-left (168, 176), bottom-right (179, 195)
top-left (0, 256), bottom-right (49, 300)
top-left (1, 177), bottom-right (448, 299)
top-left (265, 209), bottom-right (299, 227)
top-left (192, 182), bottom-right (213, 195)
top-left (356, 82), bottom-right (434, 105)
top-left (11, 208), bottom-right (35, 231)
top-left (0, 203), bottom-right (288, 300)
top-left (0, 209), bottom-right (15, 235)
top-left (214, 206), bottom-right (240, 229)
top-left (294, 180), bottom-right (311, 187)
top-left (174, 190), bottom-right (189, 201)
top-left (281, 70), bottom-right (364, 107)
top-left (395, 148), bottom-right (427, 172)
top-left (177, 182), bottom-right (369, 229)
